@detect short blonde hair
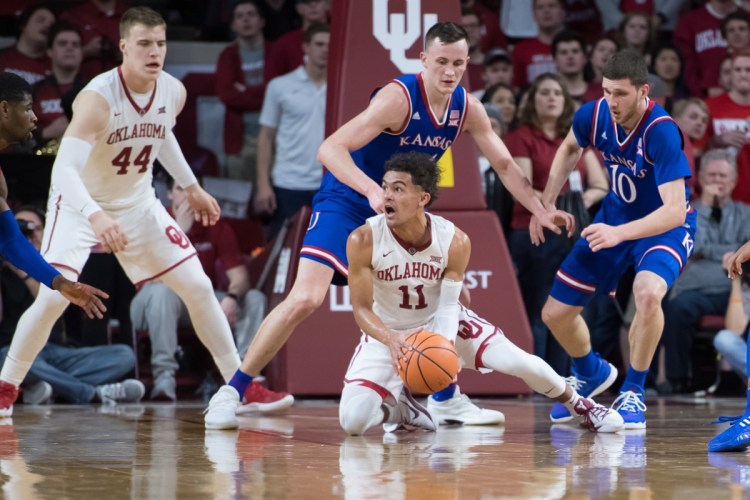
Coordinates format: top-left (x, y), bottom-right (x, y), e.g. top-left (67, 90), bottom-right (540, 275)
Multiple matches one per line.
top-left (672, 97), bottom-right (708, 119)
top-left (120, 6), bottom-right (165, 39)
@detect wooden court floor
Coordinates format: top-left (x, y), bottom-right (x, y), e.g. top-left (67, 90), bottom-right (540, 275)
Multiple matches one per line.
top-left (1, 396), bottom-right (749, 499)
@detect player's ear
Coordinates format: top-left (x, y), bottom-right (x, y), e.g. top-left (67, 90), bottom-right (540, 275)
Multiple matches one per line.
top-left (420, 51), bottom-right (428, 69)
top-left (640, 83), bottom-right (650, 99)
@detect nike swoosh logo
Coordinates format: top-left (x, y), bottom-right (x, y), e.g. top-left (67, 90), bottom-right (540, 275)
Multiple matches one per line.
top-left (383, 250), bottom-right (395, 257)
top-left (114, 112), bottom-right (121, 117)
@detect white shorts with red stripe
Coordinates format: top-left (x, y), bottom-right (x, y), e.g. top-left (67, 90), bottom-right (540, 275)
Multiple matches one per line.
top-left (41, 194), bottom-right (196, 285)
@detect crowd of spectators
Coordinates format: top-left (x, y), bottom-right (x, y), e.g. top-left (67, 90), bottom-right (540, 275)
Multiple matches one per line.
top-left (2, 0), bottom-right (750, 400)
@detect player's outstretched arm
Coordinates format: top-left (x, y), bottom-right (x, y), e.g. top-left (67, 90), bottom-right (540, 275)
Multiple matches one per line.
top-left (464, 94), bottom-right (574, 244)
top-left (727, 240), bottom-right (750, 279)
top-left (317, 83), bottom-right (410, 214)
top-left (346, 225), bottom-right (415, 373)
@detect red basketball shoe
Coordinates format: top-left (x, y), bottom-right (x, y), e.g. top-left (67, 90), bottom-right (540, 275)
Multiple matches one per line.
top-left (0, 381), bottom-right (20, 418)
top-left (237, 382), bottom-right (294, 414)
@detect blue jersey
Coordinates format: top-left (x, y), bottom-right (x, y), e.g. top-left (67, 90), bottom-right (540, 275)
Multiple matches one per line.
top-left (572, 98), bottom-right (696, 231)
top-left (312, 73), bottom-right (469, 218)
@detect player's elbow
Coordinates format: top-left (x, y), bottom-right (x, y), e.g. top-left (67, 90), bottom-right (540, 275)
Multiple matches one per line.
top-left (317, 140), bottom-right (334, 167)
top-left (666, 203), bottom-right (687, 228)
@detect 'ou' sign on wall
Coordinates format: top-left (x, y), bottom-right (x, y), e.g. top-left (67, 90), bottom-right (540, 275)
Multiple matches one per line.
top-left (372, 0), bottom-right (438, 73)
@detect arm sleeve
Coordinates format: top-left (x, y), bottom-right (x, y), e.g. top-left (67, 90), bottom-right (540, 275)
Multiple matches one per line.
top-left (0, 210), bottom-right (58, 289)
top-left (157, 132), bottom-right (198, 189)
top-left (431, 279), bottom-right (463, 343)
top-left (51, 136), bottom-right (101, 218)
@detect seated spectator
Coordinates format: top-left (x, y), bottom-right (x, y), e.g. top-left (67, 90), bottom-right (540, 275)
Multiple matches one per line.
top-left (719, 55), bottom-right (733, 96)
top-left (650, 43), bottom-right (690, 110)
top-left (616, 12), bottom-right (654, 63)
top-left (254, 23), bottom-right (327, 241)
top-left (0, 206), bottom-right (144, 405)
top-left (505, 73), bottom-right (608, 373)
top-left (512, 0), bottom-right (565, 90)
top-left (586, 36), bottom-right (618, 84)
top-left (32, 22), bottom-right (88, 152)
top-left (702, 50), bottom-right (750, 205)
top-left (481, 83), bottom-right (518, 132)
top-left (562, 0), bottom-right (602, 44)
top-left (59, 0), bottom-right (125, 78)
top-left (672, 97), bottom-right (710, 187)
top-left (478, 48), bottom-right (513, 99)
top-left (675, 0), bottom-right (734, 97)
top-left (551, 31), bottom-right (600, 105)
top-left (461, 0), bottom-right (506, 52)
top-left (661, 149), bottom-right (750, 393)
top-left (0, 5), bottom-right (55, 85)
top-left (461, 8), bottom-right (485, 92)
top-left (722, 10), bottom-right (750, 56)
top-left (264, 0), bottom-right (328, 82)
top-left (130, 178), bottom-right (266, 401)
top-left (216, 0), bottom-right (270, 183)
top-left (713, 266), bottom-right (750, 381)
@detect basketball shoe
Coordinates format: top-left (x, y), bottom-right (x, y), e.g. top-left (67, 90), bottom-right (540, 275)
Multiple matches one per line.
top-left (708, 414), bottom-right (750, 452)
top-left (611, 389), bottom-right (647, 429)
top-left (383, 388), bottom-right (438, 432)
top-left (0, 381), bottom-right (19, 418)
top-left (427, 387), bottom-right (505, 425)
top-left (550, 355), bottom-right (618, 423)
top-left (95, 379), bottom-right (145, 404)
top-left (204, 385), bottom-right (241, 430)
top-left (572, 397), bottom-right (624, 433)
top-left (237, 382), bottom-right (294, 414)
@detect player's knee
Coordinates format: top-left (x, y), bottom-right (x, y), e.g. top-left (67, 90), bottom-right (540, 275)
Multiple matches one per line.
top-left (541, 301), bottom-right (573, 331)
top-left (339, 388), bottom-right (381, 435)
top-left (285, 291), bottom-right (325, 320)
top-left (339, 407), bottom-right (370, 436)
top-left (633, 285), bottom-right (664, 317)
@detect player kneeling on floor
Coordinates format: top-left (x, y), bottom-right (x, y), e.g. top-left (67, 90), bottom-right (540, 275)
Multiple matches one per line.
top-left (338, 152), bottom-right (624, 435)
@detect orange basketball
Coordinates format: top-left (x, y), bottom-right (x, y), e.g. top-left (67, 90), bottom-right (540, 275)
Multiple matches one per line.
top-left (398, 331), bottom-right (459, 394)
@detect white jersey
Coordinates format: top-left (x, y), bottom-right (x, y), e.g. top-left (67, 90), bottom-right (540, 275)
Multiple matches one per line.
top-left (52, 67), bottom-right (181, 212)
top-left (368, 213), bottom-right (455, 331)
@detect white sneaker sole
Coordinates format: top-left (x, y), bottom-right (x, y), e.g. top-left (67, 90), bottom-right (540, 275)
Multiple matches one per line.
top-left (551, 364), bottom-right (619, 424)
top-left (622, 421), bottom-right (646, 430)
top-left (205, 416), bottom-right (240, 430)
top-left (0, 406), bottom-right (12, 418)
top-left (236, 394), bottom-right (294, 414)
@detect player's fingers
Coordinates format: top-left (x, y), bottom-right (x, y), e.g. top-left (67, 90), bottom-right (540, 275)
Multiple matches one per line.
top-left (543, 221), bottom-right (562, 234)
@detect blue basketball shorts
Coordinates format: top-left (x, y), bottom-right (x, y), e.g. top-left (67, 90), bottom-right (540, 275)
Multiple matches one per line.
top-left (300, 209), bottom-right (368, 286)
top-left (550, 224), bottom-right (694, 307)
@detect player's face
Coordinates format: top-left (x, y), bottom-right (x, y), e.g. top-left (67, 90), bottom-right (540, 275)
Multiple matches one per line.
top-left (731, 55), bottom-right (750, 94)
top-left (232, 3), bottom-right (264, 39)
top-left (420, 38), bottom-right (470, 96)
top-left (304, 32), bottom-right (329, 69)
top-left (534, 78), bottom-right (565, 121)
top-left (382, 171), bottom-right (428, 227)
top-left (602, 78), bottom-right (647, 127)
top-left (1, 95), bottom-right (37, 143)
top-left (676, 103), bottom-right (708, 140)
top-left (120, 23), bottom-right (167, 81)
top-left (48, 31), bottom-right (83, 70)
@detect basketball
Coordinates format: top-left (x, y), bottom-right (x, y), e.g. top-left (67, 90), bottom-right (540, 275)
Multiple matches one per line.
top-left (398, 331), bottom-right (460, 394)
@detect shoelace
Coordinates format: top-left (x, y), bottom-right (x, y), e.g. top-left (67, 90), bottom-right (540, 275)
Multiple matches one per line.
top-left (612, 391), bottom-right (646, 413)
top-left (710, 415), bottom-right (744, 425)
top-left (564, 376), bottom-right (584, 392)
top-left (99, 383), bottom-right (126, 402)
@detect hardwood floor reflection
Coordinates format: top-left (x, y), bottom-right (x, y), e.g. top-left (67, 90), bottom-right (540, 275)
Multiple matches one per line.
top-left (0, 396), bottom-right (749, 498)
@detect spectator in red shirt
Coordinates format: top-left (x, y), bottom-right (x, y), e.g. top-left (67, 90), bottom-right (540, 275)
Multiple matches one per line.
top-left (701, 50), bottom-right (750, 204)
top-left (512, 0), bottom-right (566, 90)
top-left (461, 8), bottom-right (486, 92)
top-left (505, 72), bottom-right (608, 373)
top-left (552, 31), bottom-right (600, 105)
top-left (674, 0), bottom-right (735, 97)
top-left (59, 0), bottom-right (126, 78)
top-left (32, 22), bottom-right (88, 150)
top-left (216, 0), bottom-right (271, 182)
top-left (461, 0), bottom-right (507, 53)
top-left (563, 0), bottom-right (603, 44)
top-left (130, 178), bottom-right (262, 401)
top-left (0, 5), bottom-right (54, 85)
top-left (264, 0), bottom-right (328, 82)
top-left (672, 97), bottom-right (710, 197)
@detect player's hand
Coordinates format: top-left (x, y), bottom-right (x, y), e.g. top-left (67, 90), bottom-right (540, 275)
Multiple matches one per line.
top-left (386, 327), bottom-right (421, 375)
top-left (89, 211), bottom-right (128, 253)
top-left (582, 223), bottom-right (622, 252)
top-left (530, 209), bottom-right (575, 246)
top-left (366, 185), bottom-right (384, 214)
top-left (185, 185), bottom-right (220, 226)
top-left (727, 240), bottom-right (750, 279)
top-left (220, 295), bottom-right (239, 328)
top-left (52, 276), bottom-right (109, 319)
top-left (253, 183), bottom-right (277, 215)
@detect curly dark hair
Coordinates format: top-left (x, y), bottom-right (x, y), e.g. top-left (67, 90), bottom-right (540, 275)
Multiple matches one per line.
top-left (0, 72), bottom-right (32, 103)
top-left (383, 152), bottom-right (440, 208)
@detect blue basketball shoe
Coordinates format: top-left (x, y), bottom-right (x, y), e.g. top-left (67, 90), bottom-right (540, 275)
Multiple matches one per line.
top-left (708, 414), bottom-right (750, 452)
top-left (549, 355), bottom-right (618, 423)
top-left (612, 390), bottom-right (646, 429)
